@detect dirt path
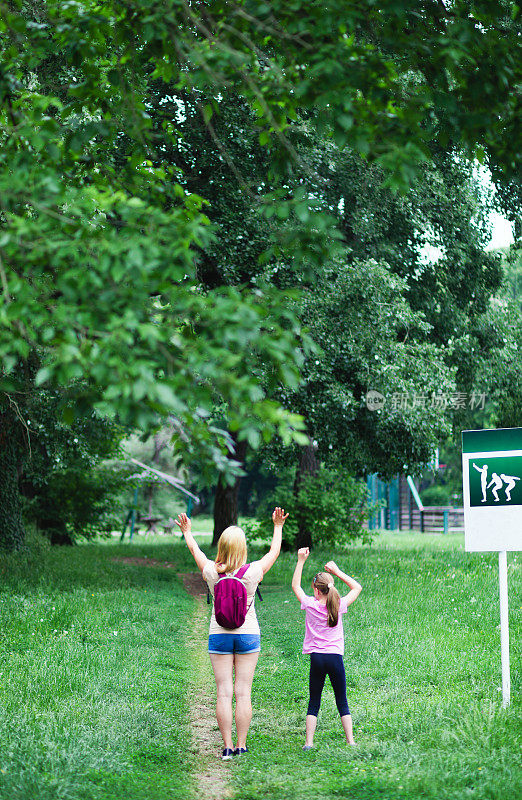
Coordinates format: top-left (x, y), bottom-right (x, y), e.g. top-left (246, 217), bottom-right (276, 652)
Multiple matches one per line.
top-left (181, 573), bottom-right (233, 800)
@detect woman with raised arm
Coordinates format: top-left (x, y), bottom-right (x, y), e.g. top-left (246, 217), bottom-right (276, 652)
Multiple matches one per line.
top-left (175, 507), bottom-right (288, 760)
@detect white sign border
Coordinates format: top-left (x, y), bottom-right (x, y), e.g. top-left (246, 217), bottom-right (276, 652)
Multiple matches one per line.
top-left (462, 450), bottom-right (522, 553)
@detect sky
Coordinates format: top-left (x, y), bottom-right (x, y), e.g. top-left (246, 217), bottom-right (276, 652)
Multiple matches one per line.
top-left (422, 167), bottom-right (516, 262)
top-left (487, 212), bottom-right (514, 251)
top-left (421, 210), bottom-right (514, 265)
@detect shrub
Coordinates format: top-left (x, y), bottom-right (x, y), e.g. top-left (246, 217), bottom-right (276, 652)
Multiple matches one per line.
top-left (19, 389), bottom-right (128, 543)
top-left (420, 484), bottom-right (452, 506)
top-left (23, 464), bottom-right (128, 543)
top-left (245, 468), bottom-right (376, 549)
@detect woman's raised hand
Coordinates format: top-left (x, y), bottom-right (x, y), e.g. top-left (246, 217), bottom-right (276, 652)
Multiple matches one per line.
top-left (297, 547), bottom-right (310, 562)
top-left (272, 507), bottom-right (289, 526)
top-left (175, 512), bottom-right (191, 535)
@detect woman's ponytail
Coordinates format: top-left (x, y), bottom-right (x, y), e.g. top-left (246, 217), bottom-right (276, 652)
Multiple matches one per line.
top-left (313, 572), bottom-right (341, 627)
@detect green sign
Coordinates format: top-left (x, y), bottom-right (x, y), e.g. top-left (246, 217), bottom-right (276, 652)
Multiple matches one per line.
top-left (462, 427), bottom-right (522, 552)
top-left (462, 428), bottom-right (522, 453)
top-left (469, 457), bottom-right (522, 507)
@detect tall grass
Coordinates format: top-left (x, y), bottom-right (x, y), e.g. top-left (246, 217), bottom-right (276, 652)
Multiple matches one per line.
top-left (229, 540), bottom-right (521, 800)
top-left (1, 529), bottom-right (520, 800)
top-left (0, 534), bottom-right (195, 800)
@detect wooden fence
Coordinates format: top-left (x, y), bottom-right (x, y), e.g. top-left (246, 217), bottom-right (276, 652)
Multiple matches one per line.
top-left (400, 506), bottom-right (464, 533)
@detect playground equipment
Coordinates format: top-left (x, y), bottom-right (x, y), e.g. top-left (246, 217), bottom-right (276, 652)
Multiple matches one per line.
top-left (367, 473), bottom-right (464, 533)
top-left (121, 457), bottom-right (199, 541)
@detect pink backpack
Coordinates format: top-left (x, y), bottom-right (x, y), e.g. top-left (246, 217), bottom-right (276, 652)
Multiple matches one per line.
top-left (214, 564), bottom-right (252, 629)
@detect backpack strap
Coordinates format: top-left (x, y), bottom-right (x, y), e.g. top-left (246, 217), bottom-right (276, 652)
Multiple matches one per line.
top-left (234, 563), bottom-right (250, 580)
top-left (235, 563), bottom-right (263, 602)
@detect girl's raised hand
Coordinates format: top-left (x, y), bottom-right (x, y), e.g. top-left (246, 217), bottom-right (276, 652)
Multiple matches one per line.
top-left (324, 560), bottom-right (339, 575)
top-left (297, 547), bottom-right (310, 562)
top-left (272, 507), bottom-right (289, 526)
top-left (175, 512), bottom-right (191, 535)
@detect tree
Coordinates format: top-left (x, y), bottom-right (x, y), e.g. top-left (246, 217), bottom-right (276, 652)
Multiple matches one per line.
top-left (255, 145), bottom-right (506, 545)
top-left (0, 399), bottom-right (26, 550)
top-left (167, 100), bottom-right (504, 541)
top-left (1, 1), bottom-right (521, 549)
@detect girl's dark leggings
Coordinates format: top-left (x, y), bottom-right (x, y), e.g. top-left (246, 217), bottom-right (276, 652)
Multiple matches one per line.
top-left (307, 652), bottom-right (350, 717)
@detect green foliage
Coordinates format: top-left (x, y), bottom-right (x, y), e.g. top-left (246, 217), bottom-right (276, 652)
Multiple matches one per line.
top-left (21, 389), bottom-right (128, 542)
top-left (277, 259), bottom-right (456, 477)
top-left (246, 467), bottom-right (375, 548)
top-left (417, 435), bottom-right (466, 507)
top-left (1, 1), bottom-right (521, 549)
top-left (1, 1), bottom-right (520, 467)
top-left (118, 430), bottom-right (194, 522)
top-left (420, 484), bottom-right (452, 506)
top-left (0, 163), bottom-right (308, 476)
top-left (447, 243), bottom-right (522, 434)
top-left (501, 245), bottom-right (522, 309)
top-left (252, 142), bottom-right (504, 480)
top-left (26, 464), bottom-right (126, 542)
top-left (0, 7), bottom-right (314, 492)
top-left (292, 469), bottom-right (375, 548)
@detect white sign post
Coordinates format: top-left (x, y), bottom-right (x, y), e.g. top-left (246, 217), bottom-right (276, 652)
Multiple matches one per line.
top-left (498, 551), bottom-right (510, 707)
top-left (462, 428), bottom-right (522, 708)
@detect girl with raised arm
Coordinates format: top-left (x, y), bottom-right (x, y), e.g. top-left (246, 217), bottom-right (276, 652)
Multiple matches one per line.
top-left (176, 507), bottom-right (288, 760)
top-left (292, 548), bottom-right (362, 749)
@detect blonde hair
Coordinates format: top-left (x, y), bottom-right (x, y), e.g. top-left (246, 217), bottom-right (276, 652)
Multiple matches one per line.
top-left (313, 572), bottom-right (341, 627)
top-left (215, 526), bottom-right (247, 574)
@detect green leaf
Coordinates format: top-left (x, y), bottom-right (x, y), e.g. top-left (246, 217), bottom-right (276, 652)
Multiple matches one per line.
top-left (295, 203), bottom-right (309, 223)
top-left (107, 69), bottom-right (121, 86)
top-left (35, 367), bottom-right (53, 387)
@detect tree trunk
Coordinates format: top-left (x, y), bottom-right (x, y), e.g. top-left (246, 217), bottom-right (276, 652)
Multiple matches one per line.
top-left (212, 437), bottom-right (247, 546)
top-left (294, 441), bottom-right (319, 549)
top-left (0, 407), bottom-right (25, 551)
top-left (146, 432), bottom-right (167, 516)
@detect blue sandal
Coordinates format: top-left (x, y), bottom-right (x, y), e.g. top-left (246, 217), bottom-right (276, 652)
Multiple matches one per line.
top-left (221, 748), bottom-right (234, 760)
top-left (234, 747), bottom-right (248, 755)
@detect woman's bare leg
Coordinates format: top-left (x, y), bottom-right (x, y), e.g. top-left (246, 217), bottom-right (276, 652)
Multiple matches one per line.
top-left (233, 651), bottom-right (259, 749)
top-left (341, 713), bottom-right (356, 745)
top-left (209, 653), bottom-right (234, 749)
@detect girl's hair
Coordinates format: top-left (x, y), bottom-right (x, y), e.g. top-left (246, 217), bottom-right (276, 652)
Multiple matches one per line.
top-left (215, 526), bottom-right (247, 574)
top-left (313, 572), bottom-right (341, 627)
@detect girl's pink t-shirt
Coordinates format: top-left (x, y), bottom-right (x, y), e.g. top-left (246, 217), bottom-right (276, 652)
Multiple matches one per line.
top-left (300, 594), bottom-right (351, 655)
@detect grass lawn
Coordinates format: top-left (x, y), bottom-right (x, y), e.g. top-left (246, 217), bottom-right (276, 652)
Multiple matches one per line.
top-left (0, 535), bottom-right (196, 800)
top-left (0, 528), bottom-right (520, 800)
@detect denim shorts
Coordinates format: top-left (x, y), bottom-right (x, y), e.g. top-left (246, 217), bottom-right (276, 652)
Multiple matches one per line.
top-left (208, 633), bottom-right (261, 654)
